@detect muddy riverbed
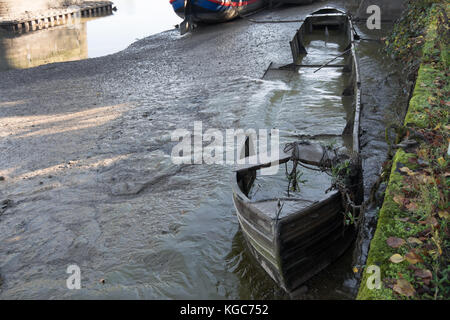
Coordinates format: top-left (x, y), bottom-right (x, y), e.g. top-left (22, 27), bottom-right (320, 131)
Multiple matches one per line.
top-left (0, 1), bottom-right (408, 299)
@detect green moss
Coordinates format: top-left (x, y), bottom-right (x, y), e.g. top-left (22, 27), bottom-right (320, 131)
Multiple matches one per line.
top-left (384, 0), bottom-right (446, 66)
top-left (357, 151), bottom-right (420, 300)
top-left (405, 65), bottom-right (439, 128)
top-left (357, 3), bottom-right (449, 300)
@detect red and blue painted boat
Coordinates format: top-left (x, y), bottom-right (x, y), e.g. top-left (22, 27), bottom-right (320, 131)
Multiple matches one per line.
top-left (170, 1), bottom-right (320, 33)
top-left (170, 0), bottom-right (267, 33)
top-left (170, 0), bottom-right (266, 22)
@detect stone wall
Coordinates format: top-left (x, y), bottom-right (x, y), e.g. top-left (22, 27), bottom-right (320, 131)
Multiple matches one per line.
top-left (0, 0), bottom-right (84, 17)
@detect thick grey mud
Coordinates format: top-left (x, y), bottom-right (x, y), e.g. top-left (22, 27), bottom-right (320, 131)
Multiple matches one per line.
top-left (0, 1), bottom-right (407, 299)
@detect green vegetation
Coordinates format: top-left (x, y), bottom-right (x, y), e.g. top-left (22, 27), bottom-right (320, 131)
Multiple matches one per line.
top-left (385, 0), bottom-right (448, 72)
top-left (285, 165), bottom-right (307, 194)
top-left (358, 1), bottom-right (449, 300)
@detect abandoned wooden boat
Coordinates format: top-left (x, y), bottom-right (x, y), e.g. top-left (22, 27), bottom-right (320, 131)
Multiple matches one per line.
top-left (170, 0), bottom-right (266, 33)
top-left (170, 0), bottom-right (320, 34)
top-left (231, 8), bottom-right (362, 295)
top-left (170, 0), bottom-right (267, 23)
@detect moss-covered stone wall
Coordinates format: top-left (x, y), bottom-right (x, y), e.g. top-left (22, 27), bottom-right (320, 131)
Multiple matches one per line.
top-left (357, 1), bottom-right (449, 300)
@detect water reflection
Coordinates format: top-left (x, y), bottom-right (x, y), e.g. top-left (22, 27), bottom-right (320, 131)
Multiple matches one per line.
top-left (0, 0), bottom-right (181, 71)
top-left (0, 24), bottom-right (87, 71)
top-left (225, 230), bottom-right (289, 299)
top-left (85, 0), bottom-right (182, 58)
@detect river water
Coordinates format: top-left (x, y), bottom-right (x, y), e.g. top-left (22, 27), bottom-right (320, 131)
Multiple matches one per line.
top-left (0, 0), bottom-right (182, 71)
top-left (0, 1), bottom-right (408, 299)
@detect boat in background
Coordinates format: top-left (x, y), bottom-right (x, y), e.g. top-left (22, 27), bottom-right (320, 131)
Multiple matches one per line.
top-left (170, 0), bottom-right (266, 33)
top-left (170, 0), bottom-right (319, 34)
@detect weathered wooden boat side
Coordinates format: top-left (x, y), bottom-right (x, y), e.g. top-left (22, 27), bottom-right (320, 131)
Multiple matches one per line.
top-left (231, 8), bottom-right (362, 295)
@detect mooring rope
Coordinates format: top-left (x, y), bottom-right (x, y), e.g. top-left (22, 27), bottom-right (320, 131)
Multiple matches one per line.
top-left (283, 141), bottom-right (333, 196)
top-left (283, 142), bottom-right (302, 197)
top-left (284, 141), bottom-right (334, 172)
top-left (283, 141), bottom-right (371, 227)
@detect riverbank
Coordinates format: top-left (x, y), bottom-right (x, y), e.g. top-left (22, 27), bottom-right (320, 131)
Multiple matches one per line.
top-left (358, 1), bottom-right (449, 300)
top-left (0, 1), bottom-right (113, 33)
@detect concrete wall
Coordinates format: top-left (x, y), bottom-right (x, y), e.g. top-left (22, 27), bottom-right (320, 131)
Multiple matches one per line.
top-left (0, 22), bottom-right (87, 70)
top-left (356, 0), bottom-right (407, 21)
top-left (0, 0), bottom-right (84, 17)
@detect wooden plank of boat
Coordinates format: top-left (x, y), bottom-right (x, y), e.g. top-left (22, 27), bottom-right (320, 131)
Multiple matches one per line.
top-left (268, 63), bottom-right (349, 71)
top-left (233, 142), bottom-right (337, 173)
top-left (231, 7), bottom-right (362, 296)
top-left (232, 186), bottom-right (348, 293)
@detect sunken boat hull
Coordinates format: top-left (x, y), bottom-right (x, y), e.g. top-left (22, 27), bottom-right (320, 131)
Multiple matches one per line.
top-left (232, 185), bottom-right (356, 293)
top-left (231, 8), bottom-right (362, 295)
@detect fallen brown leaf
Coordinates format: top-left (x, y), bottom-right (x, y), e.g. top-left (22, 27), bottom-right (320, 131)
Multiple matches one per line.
top-left (390, 254), bottom-right (405, 264)
top-left (418, 217), bottom-right (438, 227)
top-left (393, 194), bottom-right (405, 206)
top-left (438, 210), bottom-right (449, 219)
top-left (415, 269), bottom-right (432, 285)
top-left (407, 237), bottom-right (423, 245)
top-left (405, 202), bottom-right (419, 212)
top-left (405, 250), bottom-right (424, 264)
top-left (426, 217), bottom-right (439, 228)
top-left (437, 157), bottom-right (446, 167)
top-left (399, 167), bottom-right (416, 176)
top-left (414, 269), bottom-right (432, 279)
top-left (418, 174), bottom-right (434, 184)
top-left (387, 237), bottom-right (406, 248)
top-left (393, 278), bottom-right (416, 297)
